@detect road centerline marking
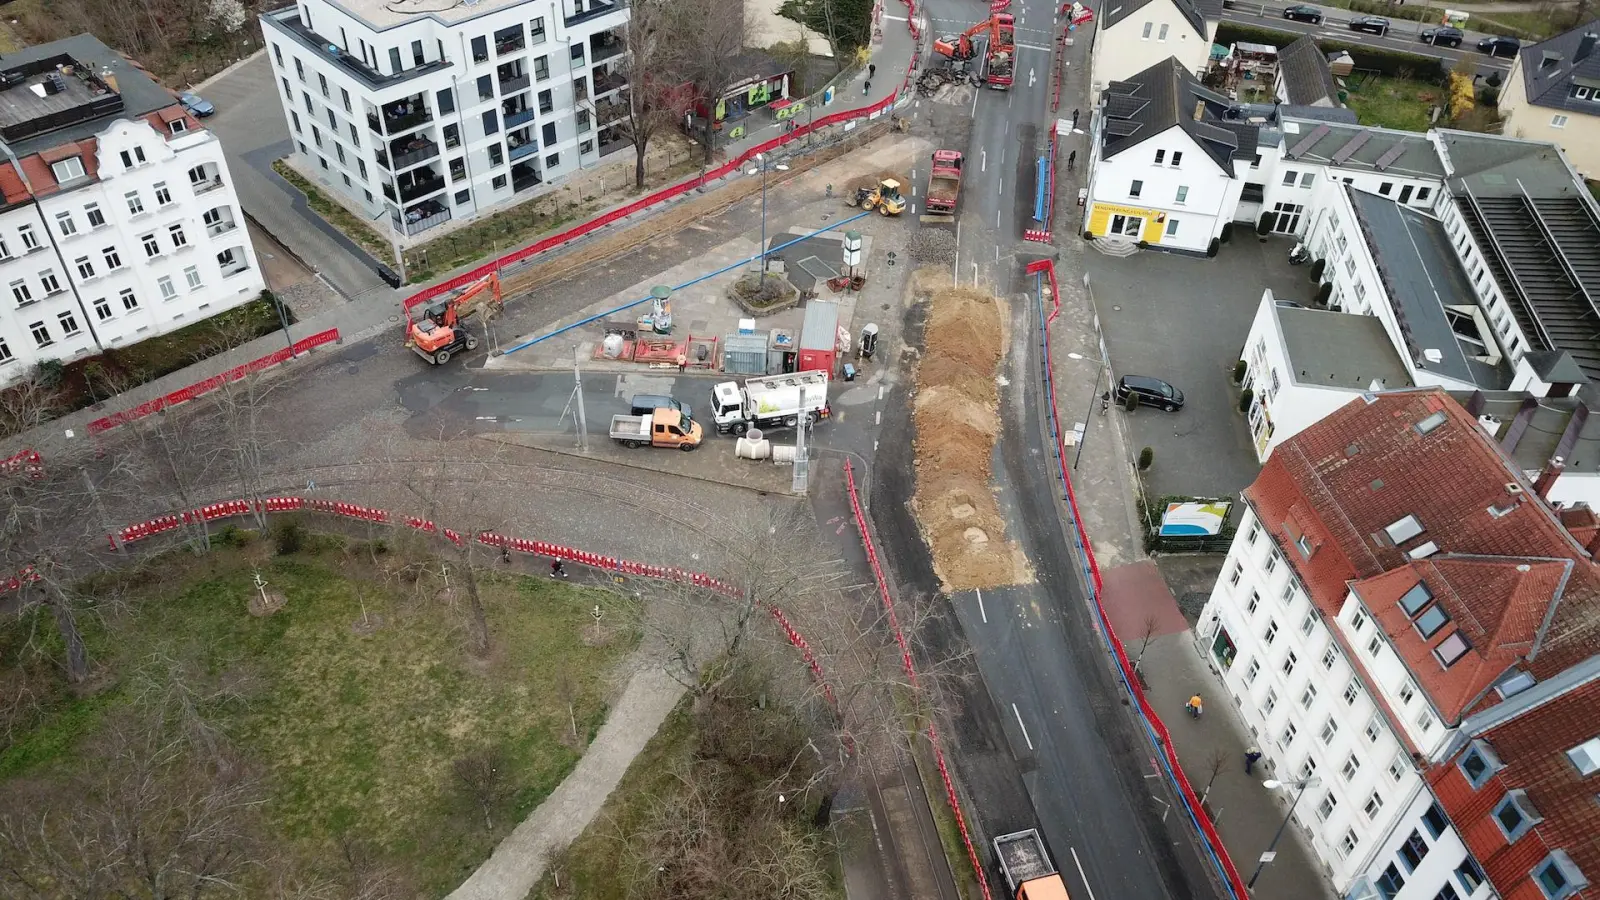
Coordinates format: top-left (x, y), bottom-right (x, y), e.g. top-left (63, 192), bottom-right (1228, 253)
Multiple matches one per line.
top-left (1012, 703), bottom-right (1035, 751)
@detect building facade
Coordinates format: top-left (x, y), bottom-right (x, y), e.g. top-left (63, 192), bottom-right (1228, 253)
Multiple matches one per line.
top-left (0, 35), bottom-right (262, 385)
top-left (1088, 0), bottom-right (1219, 100)
top-left (1497, 21), bottom-right (1600, 181)
top-left (261, 0), bottom-right (629, 241)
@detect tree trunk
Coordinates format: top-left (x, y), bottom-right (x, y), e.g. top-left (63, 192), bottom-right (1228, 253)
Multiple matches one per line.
top-left (48, 595), bottom-right (89, 683)
top-left (635, 140), bottom-right (648, 189)
top-left (460, 559), bottom-right (490, 657)
top-left (703, 118), bottom-right (715, 165)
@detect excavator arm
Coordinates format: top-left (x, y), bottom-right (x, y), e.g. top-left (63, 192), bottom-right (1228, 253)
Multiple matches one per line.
top-left (934, 17), bottom-right (994, 61)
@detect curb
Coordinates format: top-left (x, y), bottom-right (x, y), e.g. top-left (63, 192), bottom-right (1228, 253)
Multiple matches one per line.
top-left (475, 433), bottom-right (804, 499)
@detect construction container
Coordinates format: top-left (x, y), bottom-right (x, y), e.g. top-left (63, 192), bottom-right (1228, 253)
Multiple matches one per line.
top-left (799, 300), bottom-right (841, 375)
top-left (721, 331), bottom-right (770, 375)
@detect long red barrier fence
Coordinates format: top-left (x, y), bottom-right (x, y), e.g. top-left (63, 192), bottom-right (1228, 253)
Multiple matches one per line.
top-left (1, 448), bottom-right (43, 479)
top-left (401, 0), bottom-right (924, 317)
top-left (1024, 258), bottom-right (1249, 900)
top-left (86, 328), bottom-right (342, 436)
top-left (100, 495), bottom-right (842, 720)
top-left (843, 461), bottom-right (994, 900)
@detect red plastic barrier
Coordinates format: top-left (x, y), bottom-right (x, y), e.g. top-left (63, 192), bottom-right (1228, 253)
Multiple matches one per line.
top-left (87, 329), bottom-right (341, 436)
top-left (1, 448), bottom-right (44, 479)
top-left (843, 461), bottom-right (993, 900)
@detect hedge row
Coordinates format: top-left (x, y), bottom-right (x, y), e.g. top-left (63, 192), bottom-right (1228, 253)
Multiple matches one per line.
top-left (1216, 21), bottom-right (1450, 83)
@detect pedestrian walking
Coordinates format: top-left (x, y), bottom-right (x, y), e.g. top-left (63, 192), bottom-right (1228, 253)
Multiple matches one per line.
top-left (1186, 694), bottom-right (1204, 718)
top-left (869, 63), bottom-right (877, 78)
top-left (1072, 107), bottom-right (1080, 129)
top-left (1245, 747), bottom-right (1263, 774)
top-left (550, 559), bottom-right (567, 579)
top-left (864, 79), bottom-right (872, 96)
top-left (1067, 149), bottom-right (1077, 171)
top-left (501, 543), bottom-right (511, 565)
top-left (676, 354), bottom-right (687, 374)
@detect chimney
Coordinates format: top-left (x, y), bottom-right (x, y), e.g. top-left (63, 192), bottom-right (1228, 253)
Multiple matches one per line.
top-left (1578, 33), bottom-right (1598, 63)
top-left (1193, 98), bottom-right (1206, 121)
top-left (1534, 456), bottom-right (1566, 501)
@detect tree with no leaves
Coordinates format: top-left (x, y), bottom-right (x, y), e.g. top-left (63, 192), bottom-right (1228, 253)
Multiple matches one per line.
top-left (618, 0), bottom-right (684, 189)
top-left (659, 0), bottom-right (749, 165)
top-left (453, 744), bottom-right (511, 831)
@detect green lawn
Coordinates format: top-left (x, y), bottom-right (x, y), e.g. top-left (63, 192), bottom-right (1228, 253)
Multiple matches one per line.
top-left (0, 537), bottom-right (640, 896)
top-left (273, 160), bottom-right (396, 262)
top-left (1344, 74), bottom-right (1442, 132)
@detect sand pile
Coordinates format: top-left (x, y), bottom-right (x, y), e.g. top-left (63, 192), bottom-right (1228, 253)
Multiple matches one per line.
top-left (911, 287), bottom-right (1024, 591)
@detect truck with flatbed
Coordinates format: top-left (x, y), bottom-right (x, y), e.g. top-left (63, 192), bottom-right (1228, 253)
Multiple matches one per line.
top-left (710, 371), bottom-right (831, 435)
top-left (994, 829), bottom-right (1071, 900)
top-left (926, 149), bottom-right (964, 218)
top-left (609, 409), bottom-right (703, 450)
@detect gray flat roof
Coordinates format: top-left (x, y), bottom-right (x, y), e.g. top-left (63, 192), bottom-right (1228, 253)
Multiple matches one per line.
top-left (1276, 305), bottom-right (1412, 390)
top-left (1451, 389), bottom-right (1600, 475)
top-left (0, 33), bottom-right (178, 157)
top-left (1437, 129), bottom-right (1584, 199)
top-left (1348, 186), bottom-right (1511, 389)
top-left (1280, 118), bottom-right (1445, 179)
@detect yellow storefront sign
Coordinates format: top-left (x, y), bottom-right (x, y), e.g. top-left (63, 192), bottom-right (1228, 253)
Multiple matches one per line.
top-left (1087, 202), bottom-right (1167, 244)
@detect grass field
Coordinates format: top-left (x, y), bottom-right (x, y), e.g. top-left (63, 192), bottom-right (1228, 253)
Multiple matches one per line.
top-left (0, 534), bottom-right (640, 895)
top-left (1344, 74), bottom-right (1442, 132)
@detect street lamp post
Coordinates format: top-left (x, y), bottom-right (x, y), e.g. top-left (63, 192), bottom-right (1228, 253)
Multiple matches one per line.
top-left (751, 153), bottom-right (789, 287)
top-left (1248, 777), bottom-right (1319, 889)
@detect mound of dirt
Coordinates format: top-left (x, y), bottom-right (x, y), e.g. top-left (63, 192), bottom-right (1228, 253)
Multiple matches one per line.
top-left (911, 286), bottom-right (1025, 591)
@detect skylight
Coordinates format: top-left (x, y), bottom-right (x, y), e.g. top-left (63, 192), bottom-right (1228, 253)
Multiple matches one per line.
top-left (1408, 541), bottom-right (1439, 559)
top-left (1386, 515), bottom-right (1425, 544)
top-left (1398, 581), bottom-right (1434, 615)
top-left (1415, 411), bottom-right (1448, 435)
top-left (1415, 605), bottom-right (1450, 639)
top-left (1435, 632), bottom-right (1470, 667)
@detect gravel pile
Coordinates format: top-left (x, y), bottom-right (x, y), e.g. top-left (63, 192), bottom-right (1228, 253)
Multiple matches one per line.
top-left (907, 228), bottom-right (957, 264)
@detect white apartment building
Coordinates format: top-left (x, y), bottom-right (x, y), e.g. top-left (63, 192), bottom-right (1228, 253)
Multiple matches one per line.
top-left (1089, 0), bottom-right (1218, 101)
top-left (0, 35), bottom-right (263, 385)
top-left (261, 0), bottom-right (629, 242)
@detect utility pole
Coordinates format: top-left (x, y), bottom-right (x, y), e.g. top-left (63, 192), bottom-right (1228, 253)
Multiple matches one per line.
top-left (792, 415), bottom-right (808, 494)
top-left (573, 344), bottom-right (590, 452)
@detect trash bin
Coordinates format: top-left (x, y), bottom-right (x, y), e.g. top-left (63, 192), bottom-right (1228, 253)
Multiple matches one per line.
top-left (375, 264), bottom-right (402, 288)
top-left (843, 363), bottom-right (857, 382)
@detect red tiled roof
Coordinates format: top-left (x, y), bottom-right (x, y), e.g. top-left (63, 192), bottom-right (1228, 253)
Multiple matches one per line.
top-left (0, 163), bottom-right (30, 206)
top-left (1428, 677), bottom-right (1600, 899)
top-left (1245, 388), bottom-right (1600, 723)
top-left (0, 107), bottom-right (193, 206)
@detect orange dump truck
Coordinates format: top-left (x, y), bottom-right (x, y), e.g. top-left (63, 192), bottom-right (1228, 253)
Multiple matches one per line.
top-left (994, 829), bottom-right (1071, 900)
top-left (927, 149), bottom-right (964, 218)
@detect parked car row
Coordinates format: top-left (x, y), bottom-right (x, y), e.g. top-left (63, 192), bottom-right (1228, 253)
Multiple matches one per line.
top-left (1276, 5), bottom-right (1524, 56)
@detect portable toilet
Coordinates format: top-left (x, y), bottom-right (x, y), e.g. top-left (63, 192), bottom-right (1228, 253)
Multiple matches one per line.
top-left (799, 300), bottom-right (841, 375)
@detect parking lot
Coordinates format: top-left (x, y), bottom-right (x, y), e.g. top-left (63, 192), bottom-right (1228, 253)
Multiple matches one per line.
top-left (1085, 235), bottom-right (1309, 501)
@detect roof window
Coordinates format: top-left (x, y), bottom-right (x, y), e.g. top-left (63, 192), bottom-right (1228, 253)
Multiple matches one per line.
top-left (1415, 411), bottom-right (1448, 435)
top-left (1415, 605), bottom-right (1450, 639)
top-left (1398, 581), bottom-right (1433, 615)
top-left (1568, 737), bottom-right (1600, 776)
top-left (1495, 670), bottom-right (1535, 699)
top-left (1434, 631), bottom-right (1470, 667)
top-left (1408, 541), bottom-right (1439, 559)
top-left (1386, 515), bottom-right (1425, 544)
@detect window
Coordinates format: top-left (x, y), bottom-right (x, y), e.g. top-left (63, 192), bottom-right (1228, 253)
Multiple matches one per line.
top-left (1265, 552), bottom-right (1279, 575)
top-left (29, 321), bottom-right (51, 347)
top-left (1142, 21), bottom-right (1152, 38)
top-left (1493, 790), bottom-right (1539, 841)
top-left (1323, 647), bottom-right (1338, 670)
top-left (291, 110), bottom-right (302, 134)
top-left (1175, 185), bottom-right (1189, 204)
top-left (388, 46), bottom-right (403, 72)
top-left (342, 87), bottom-right (352, 113)
top-left (472, 35), bottom-right (489, 62)
top-left (444, 123), bottom-right (461, 149)
top-left (54, 211), bottom-right (77, 237)
top-left (1130, 180), bottom-right (1143, 198)
top-left (0, 237), bottom-right (8, 259)
top-left (1497, 670), bottom-right (1536, 699)
top-left (1247, 524), bottom-right (1260, 544)
top-left (542, 121), bottom-right (557, 144)
top-left (1300, 684), bottom-right (1317, 709)
top-left (483, 109), bottom-right (499, 135)
top-left (1295, 534), bottom-right (1312, 557)
top-left (1365, 718), bottom-right (1382, 743)
top-left (570, 43), bottom-right (583, 62)
top-left (1457, 857), bottom-right (1486, 894)
top-left (56, 310), bottom-right (79, 337)
top-left (1391, 753), bottom-right (1410, 783)
top-left (535, 56), bottom-right (550, 81)
top-left (1282, 169), bottom-right (1298, 186)
top-left (1340, 829), bottom-right (1359, 858)
top-left (1316, 792), bottom-right (1338, 821)
top-left (1229, 563), bottom-right (1242, 587)
top-left (1344, 679), bottom-right (1360, 705)
top-left (1568, 737), bottom-right (1600, 775)
top-left (294, 57), bottom-right (305, 81)
top-left (411, 40), bottom-right (424, 67)
top-left (169, 224), bottom-right (187, 249)
top-left (1264, 620), bottom-right (1279, 645)
top-left (1435, 884), bottom-right (1461, 900)
top-left (544, 153), bottom-right (559, 169)
top-left (92, 296), bottom-right (111, 320)
top-left (488, 143), bottom-right (504, 166)
top-left (170, 118), bottom-right (187, 135)
top-left (1300, 172), bottom-right (1315, 188)
top-left (142, 234), bottom-right (161, 258)
top-left (75, 256), bottom-right (95, 279)
top-left (1342, 753), bottom-right (1360, 780)
top-left (1377, 863), bottom-right (1406, 900)
top-left (530, 15), bottom-right (546, 41)
top-left (184, 266), bottom-right (202, 290)
top-left (157, 275), bottom-right (177, 300)
top-left (1157, 22), bottom-right (1169, 39)
top-left (1368, 635), bottom-right (1384, 658)
top-left (120, 146), bottom-right (147, 168)
top-left (1264, 688), bottom-right (1279, 715)
top-left (1398, 681), bottom-right (1416, 705)
top-left (10, 280), bottom-right (31, 305)
top-left (1248, 591), bottom-right (1261, 615)
top-left (1280, 722), bottom-right (1297, 747)
top-left (126, 191), bottom-right (144, 215)
top-left (492, 174), bottom-right (508, 190)
top-left (1380, 182), bottom-right (1394, 196)
top-left (103, 247), bottom-right (122, 270)
top-left (437, 88), bottom-right (455, 115)
top-left (39, 270), bottom-right (59, 295)
top-left (1245, 659), bottom-right (1261, 684)
top-left (1364, 791), bottom-right (1384, 819)
top-left (1155, 149), bottom-right (1166, 164)
top-left (1435, 633), bottom-right (1470, 667)
top-left (1299, 612), bottom-right (1316, 636)
top-left (1281, 651), bottom-right (1297, 677)
top-left (1459, 741), bottom-right (1500, 788)
top-left (1399, 830), bottom-right (1430, 872)
top-left (1422, 803), bottom-right (1448, 839)
top-left (1532, 851), bottom-right (1586, 900)
top-left (1171, 151), bottom-right (1183, 166)
top-left (477, 74), bottom-right (494, 100)
top-left (1319, 717), bottom-right (1337, 743)
top-left (1300, 756), bottom-right (1318, 780)
top-left (455, 189), bottom-right (471, 205)
top-left (1417, 187), bottom-right (1432, 203)
top-left (51, 157), bottom-right (85, 182)
top-left (1552, 114), bottom-right (1570, 128)
top-left (118, 288), bottom-right (137, 311)
top-left (86, 203), bottom-right (104, 228)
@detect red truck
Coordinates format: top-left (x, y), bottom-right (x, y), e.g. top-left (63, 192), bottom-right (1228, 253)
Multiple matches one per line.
top-left (926, 150), bottom-right (964, 219)
top-left (985, 13), bottom-right (1015, 89)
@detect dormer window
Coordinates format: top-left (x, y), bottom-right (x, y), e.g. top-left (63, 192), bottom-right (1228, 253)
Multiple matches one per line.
top-left (50, 157), bottom-right (85, 183)
top-left (1576, 86), bottom-right (1593, 100)
top-left (170, 118), bottom-right (188, 134)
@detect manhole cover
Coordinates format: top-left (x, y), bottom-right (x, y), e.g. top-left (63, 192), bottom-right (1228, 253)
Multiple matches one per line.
top-left (347, 366), bottom-right (360, 376)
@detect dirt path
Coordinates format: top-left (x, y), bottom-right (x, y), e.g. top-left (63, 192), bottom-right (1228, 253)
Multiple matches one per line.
top-left (445, 663), bottom-right (686, 900)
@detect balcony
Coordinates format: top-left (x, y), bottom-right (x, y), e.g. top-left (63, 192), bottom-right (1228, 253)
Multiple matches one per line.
top-left (510, 140), bottom-right (538, 161)
top-left (368, 96), bottom-right (432, 136)
top-left (505, 107), bottom-right (535, 128)
top-left (596, 100), bottom-right (627, 126)
top-left (594, 69), bottom-right (627, 97)
top-left (512, 161), bottom-right (542, 193)
top-left (398, 170), bottom-right (446, 203)
top-left (565, 0), bottom-right (625, 28)
top-left (375, 150), bottom-right (391, 170)
top-left (205, 209), bottom-right (239, 237)
top-left (391, 137), bottom-right (441, 170)
top-left (495, 26), bottom-right (526, 56)
top-left (598, 134), bottom-right (630, 157)
top-left (263, 7), bottom-right (450, 91)
top-left (193, 175), bottom-right (225, 196)
top-left (498, 72), bottom-right (531, 94)
top-left (218, 249), bottom-right (251, 278)
top-left (394, 200), bottom-right (451, 236)
top-left (590, 31), bottom-right (625, 64)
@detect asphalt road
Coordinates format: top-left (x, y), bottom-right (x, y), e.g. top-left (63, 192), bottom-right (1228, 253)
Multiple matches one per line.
top-left (1220, 3), bottom-right (1517, 76)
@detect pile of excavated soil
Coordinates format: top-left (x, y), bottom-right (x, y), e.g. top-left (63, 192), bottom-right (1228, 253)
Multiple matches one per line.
top-left (911, 286), bottom-right (1025, 591)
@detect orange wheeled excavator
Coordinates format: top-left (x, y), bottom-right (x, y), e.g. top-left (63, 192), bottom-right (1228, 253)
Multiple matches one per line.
top-left (406, 272), bottom-right (505, 365)
top-left (933, 14), bottom-right (1014, 89)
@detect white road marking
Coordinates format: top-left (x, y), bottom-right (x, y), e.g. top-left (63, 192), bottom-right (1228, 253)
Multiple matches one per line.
top-left (1017, 42), bottom-right (1054, 51)
top-left (981, 148), bottom-right (987, 172)
top-left (1029, 67), bottom-right (1037, 88)
top-left (1012, 703), bottom-right (1035, 751)
top-left (998, 177), bottom-right (1003, 196)
top-left (1071, 848), bottom-right (1100, 900)
top-left (996, 208), bottom-right (1002, 229)
top-left (883, 13), bottom-right (907, 20)
top-left (971, 89), bottom-right (979, 117)
top-left (977, 588), bottom-right (987, 623)
top-left (953, 221), bottom-right (961, 282)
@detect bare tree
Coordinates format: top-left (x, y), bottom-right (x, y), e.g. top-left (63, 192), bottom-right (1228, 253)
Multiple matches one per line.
top-left (122, 402), bottom-right (223, 554)
top-left (453, 744), bottom-right (511, 831)
top-left (619, 0), bottom-right (684, 188)
top-left (1132, 612), bottom-right (1161, 675)
top-left (0, 373), bottom-right (62, 442)
top-left (1199, 748), bottom-right (1231, 807)
top-left (660, 0), bottom-right (749, 164)
top-left (205, 367), bottom-right (283, 531)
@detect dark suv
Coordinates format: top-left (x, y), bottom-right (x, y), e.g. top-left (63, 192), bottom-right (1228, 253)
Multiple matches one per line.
top-left (1348, 15), bottom-right (1390, 34)
top-left (1478, 35), bottom-right (1521, 56)
top-left (1115, 375), bottom-right (1185, 412)
top-left (1420, 26), bottom-right (1463, 47)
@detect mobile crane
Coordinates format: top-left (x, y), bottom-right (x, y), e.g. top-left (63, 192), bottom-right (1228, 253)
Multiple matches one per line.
top-left (933, 14), bottom-right (1015, 89)
top-left (405, 272), bottom-right (505, 365)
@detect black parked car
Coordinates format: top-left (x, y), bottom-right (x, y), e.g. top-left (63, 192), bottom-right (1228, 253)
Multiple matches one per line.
top-left (1420, 26), bottom-right (1464, 47)
top-left (1115, 375), bottom-right (1185, 412)
top-left (1282, 4), bottom-right (1323, 23)
top-left (1348, 15), bottom-right (1390, 35)
top-left (1478, 35), bottom-right (1521, 56)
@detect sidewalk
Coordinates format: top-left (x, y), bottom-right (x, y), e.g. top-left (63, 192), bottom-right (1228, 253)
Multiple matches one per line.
top-left (1040, 32), bottom-right (1337, 900)
top-left (3, 15), bottom-right (921, 462)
